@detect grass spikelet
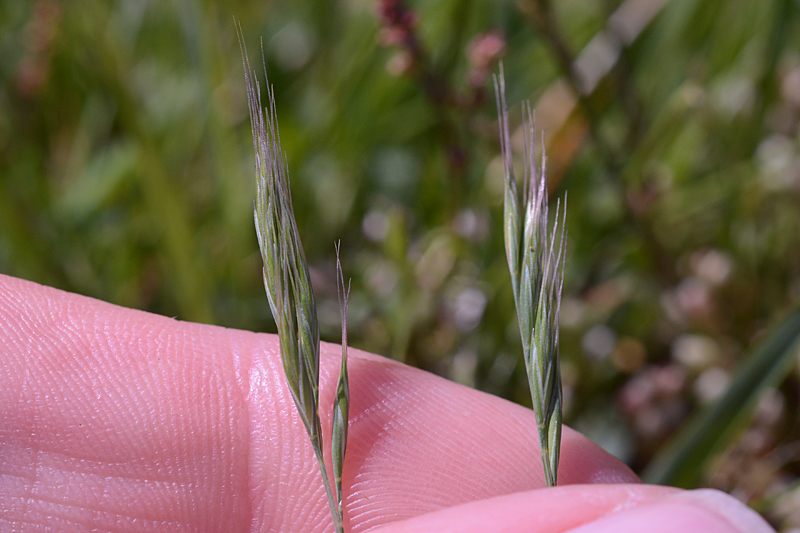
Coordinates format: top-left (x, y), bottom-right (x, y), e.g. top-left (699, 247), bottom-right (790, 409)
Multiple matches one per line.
top-left (332, 241), bottom-right (350, 525)
top-left (494, 67), bottom-right (567, 488)
top-left (239, 25), bottom-right (344, 532)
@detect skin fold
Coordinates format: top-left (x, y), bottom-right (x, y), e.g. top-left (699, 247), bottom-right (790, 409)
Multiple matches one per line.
top-left (0, 275), bottom-right (775, 532)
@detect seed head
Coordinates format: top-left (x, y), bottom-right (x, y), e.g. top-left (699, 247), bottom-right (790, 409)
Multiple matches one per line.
top-left (495, 66), bottom-right (567, 487)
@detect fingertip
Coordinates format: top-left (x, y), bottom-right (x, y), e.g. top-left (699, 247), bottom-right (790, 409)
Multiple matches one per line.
top-left (369, 484), bottom-right (678, 533)
top-left (664, 489), bottom-right (776, 533)
top-left (565, 488), bottom-right (775, 533)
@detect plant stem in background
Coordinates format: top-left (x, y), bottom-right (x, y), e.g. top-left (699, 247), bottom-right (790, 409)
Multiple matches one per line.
top-left (239, 28), bottom-right (345, 533)
top-left (495, 69), bottom-right (567, 488)
top-left (643, 305), bottom-right (800, 488)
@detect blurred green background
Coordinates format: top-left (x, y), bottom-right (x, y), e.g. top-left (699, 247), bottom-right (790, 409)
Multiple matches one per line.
top-left (2, 0), bottom-right (800, 527)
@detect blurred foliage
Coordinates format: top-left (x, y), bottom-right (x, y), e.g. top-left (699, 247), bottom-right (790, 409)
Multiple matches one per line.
top-left (3, 0), bottom-right (800, 528)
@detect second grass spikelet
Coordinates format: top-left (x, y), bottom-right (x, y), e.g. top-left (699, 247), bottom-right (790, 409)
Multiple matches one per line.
top-left (495, 69), bottom-right (567, 488)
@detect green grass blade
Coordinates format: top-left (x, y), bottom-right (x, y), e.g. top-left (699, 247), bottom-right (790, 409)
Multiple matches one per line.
top-left (643, 305), bottom-right (800, 488)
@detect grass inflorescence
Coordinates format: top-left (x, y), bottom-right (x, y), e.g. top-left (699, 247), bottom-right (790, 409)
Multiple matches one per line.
top-left (495, 69), bottom-right (567, 488)
top-left (240, 27), bottom-right (350, 533)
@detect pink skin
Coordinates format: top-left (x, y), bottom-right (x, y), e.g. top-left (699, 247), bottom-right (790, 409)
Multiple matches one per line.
top-left (0, 275), bottom-right (774, 532)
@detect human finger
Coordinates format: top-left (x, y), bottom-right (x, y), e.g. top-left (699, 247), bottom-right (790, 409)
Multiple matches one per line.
top-left (368, 484), bottom-right (774, 533)
top-left (0, 275), bottom-right (637, 532)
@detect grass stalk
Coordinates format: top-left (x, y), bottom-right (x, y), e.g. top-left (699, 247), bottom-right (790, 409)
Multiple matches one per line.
top-left (495, 67), bottom-right (567, 487)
